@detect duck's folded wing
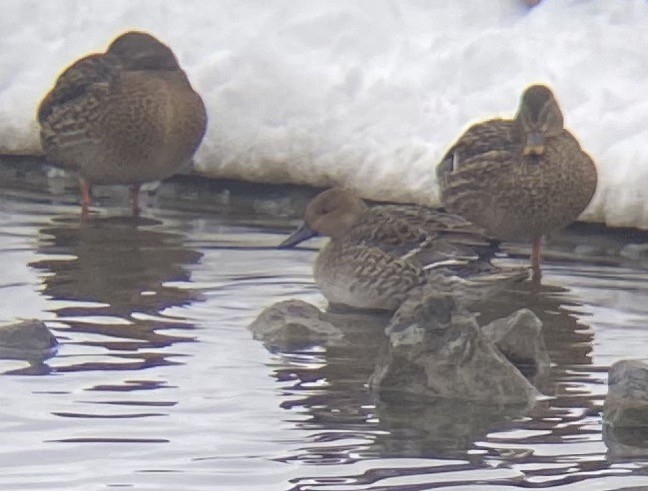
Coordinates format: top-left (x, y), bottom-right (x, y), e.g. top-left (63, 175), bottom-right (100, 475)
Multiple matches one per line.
top-left (437, 119), bottom-right (516, 180)
top-left (375, 204), bottom-right (499, 258)
top-left (38, 54), bottom-right (120, 123)
top-left (349, 209), bottom-right (440, 260)
top-left (376, 203), bottom-right (473, 230)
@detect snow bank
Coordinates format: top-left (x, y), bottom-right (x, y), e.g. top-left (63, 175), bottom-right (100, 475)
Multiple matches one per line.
top-left (2, 0), bottom-right (648, 227)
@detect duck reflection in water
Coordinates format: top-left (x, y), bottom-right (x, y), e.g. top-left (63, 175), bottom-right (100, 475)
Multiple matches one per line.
top-left (252, 281), bottom-right (594, 461)
top-left (30, 215), bottom-right (203, 377)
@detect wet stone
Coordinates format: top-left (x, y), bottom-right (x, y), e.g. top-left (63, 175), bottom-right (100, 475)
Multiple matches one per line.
top-left (249, 299), bottom-right (344, 349)
top-left (620, 243), bottom-right (648, 260)
top-left (0, 319), bottom-right (58, 360)
top-left (574, 244), bottom-right (607, 257)
top-left (604, 359), bottom-right (648, 428)
top-left (374, 397), bottom-right (529, 457)
top-left (371, 294), bottom-right (538, 405)
top-left (603, 424), bottom-right (648, 459)
top-left (482, 308), bottom-right (550, 382)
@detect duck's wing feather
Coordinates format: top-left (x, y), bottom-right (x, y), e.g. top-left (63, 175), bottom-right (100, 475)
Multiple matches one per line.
top-left (348, 208), bottom-right (498, 268)
top-left (374, 204), bottom-right (499, 256)
top-left (348, 208), bottom-right (430, 257)
top-left (38, 53), bottom-right (120, 123)
top-left (437, 119), bottom-right (516, 178)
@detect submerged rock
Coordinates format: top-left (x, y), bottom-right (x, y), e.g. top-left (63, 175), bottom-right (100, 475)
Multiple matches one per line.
top-left (603, 360), bottom-right (648, 457)
top-left (482, 308), bottom-right (550, 382)
top-left (252, 295), bottom-right (546, 406)
top-left (620, 243), bottom-right (648, 261)
top-left (0, 319), bottom-right (58, 360)
top-left (373, 396), bottom-right (529, 457)
top-left (604, 359), bottom-right (648, 428)
top-left (249, 299), bottom-right (345, 349)
top-left (603, 424), bottom-right (648, 459)
top-left (370, 294), bottom-right (538, 405)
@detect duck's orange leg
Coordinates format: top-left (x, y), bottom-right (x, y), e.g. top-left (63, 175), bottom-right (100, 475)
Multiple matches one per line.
top-left (131, 184), bottom-right (141, 216)
top-left (531, 237), bottom-right (542, 282)
top-left (79, 177), bottom-right (92, 216)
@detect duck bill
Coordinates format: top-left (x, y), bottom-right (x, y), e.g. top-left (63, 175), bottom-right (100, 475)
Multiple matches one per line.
top-left (523, 132), bottom-right (545, 156)
top-left (278, 223), bottom-right (318, 249)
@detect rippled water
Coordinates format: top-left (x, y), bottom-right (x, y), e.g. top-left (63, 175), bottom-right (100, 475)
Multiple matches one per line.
top-left (2, 167), bottom-right (648, 490)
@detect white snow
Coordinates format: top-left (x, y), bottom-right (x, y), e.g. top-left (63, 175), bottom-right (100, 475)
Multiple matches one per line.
top-left (2, 0), bottom-right (648, 227)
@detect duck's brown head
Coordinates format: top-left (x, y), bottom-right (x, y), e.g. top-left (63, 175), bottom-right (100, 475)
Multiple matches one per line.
top-left (278, 188), bottom-right (369, 248)
top-left (107, 31), bottom-right (180, 71)
top-left (515, 84), bottom-right (564, 156)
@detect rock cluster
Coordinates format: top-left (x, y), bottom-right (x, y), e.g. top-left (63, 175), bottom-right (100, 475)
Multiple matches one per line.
top-left (250, 296), bottom-right (548, 406)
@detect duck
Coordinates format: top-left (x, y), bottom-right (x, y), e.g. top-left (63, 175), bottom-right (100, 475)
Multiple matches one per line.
top-left (37, 30), bottom-right (207, 214)
top-left (436, 84), bottom-right (597, 281)
top-left (278, 187), bottom-right (527, 312)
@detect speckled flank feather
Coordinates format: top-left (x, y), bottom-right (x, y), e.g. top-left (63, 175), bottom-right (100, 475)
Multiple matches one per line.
top-left (38, 31), bottom-right (207, 186)
top-left (437, 85), bottom-right (597, 243)
top-left (314, 241), bottom-right (429, 311)
top-left (363, 205), bottom-right (497, 261)
top-left (280, 188), bottom-right (526, 311)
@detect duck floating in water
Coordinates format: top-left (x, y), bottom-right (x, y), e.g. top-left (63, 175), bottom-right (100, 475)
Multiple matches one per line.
top-left (279, 187), bottom-right (527, 312)
top-left (38, 30), bottom-right (207, 215)
top-left (437, 84), bottom-right (597, 281)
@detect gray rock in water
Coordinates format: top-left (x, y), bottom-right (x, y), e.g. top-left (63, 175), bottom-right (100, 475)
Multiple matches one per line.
top-left (0, 319), bottom-right (58, 360)
top-left (604, 359), bottom-right (648, 428)
top-left (620, 243), bottom-right (648, 260)
top-left (373, 396), bottom-right (528, 457)
top-left (482, 308), bottom-right (550, 382)
top-left (249, 300), bottom-right (344, 349)
top-left (603, 424), bottom-right (648, 459)
top-left (603, 360), bottom-right (648, 457)
top-left (371, 293), bottom-right (538, 405)
top-left (574, 244), bottom-right (606, 258)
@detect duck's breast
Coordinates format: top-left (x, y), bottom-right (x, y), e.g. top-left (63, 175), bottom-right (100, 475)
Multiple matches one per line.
top-left (84, 71), bottom-right (206, 184)
top-left (440, 125), bottom-right (597, 240)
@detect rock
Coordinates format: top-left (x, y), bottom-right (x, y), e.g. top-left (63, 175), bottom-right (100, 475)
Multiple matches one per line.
top-left (620, 243), bottom-right (648, 260)
top-left (574, 244), bottom-right (606, 257)
top-left (0, 319), bottom-right (58, 360)
top-left (249, 300), bottom-right (344, 349)
top-left (371, 293), bottom-right (538, 405)
top-left (604, 359), bottom-right (648, 428)
top-left (373, 397), bottom-right (528, 456)
top-left (482, 308), bottom-right (550, 382)
top-left (603, 360), bottom-right (648, 457)
top-left (603, 424), bottom-right (648, 459)
top-left (385, 293), bottom-right (455, 339)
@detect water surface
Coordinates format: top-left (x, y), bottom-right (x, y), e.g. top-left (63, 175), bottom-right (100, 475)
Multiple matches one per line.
top-left (1, 166), bottom-right (648, 490)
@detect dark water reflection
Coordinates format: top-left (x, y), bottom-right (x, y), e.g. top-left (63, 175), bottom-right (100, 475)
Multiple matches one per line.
top-left (28, 215), bottom-right (203, 376)
top-left (2, 176), bottom-right (648, 488)
top-left (33, 215), bottom-right (203, 316)
top-left (260, 271), bottom-right (648, 489)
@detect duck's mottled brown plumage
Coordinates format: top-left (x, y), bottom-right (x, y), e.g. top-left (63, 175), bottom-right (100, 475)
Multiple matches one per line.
top-left (38, 31), bottom-right (207, 209)
top-left (437, 84), bottom-right (597, 277)
top-left (279, 188), bottom-right (526, 311)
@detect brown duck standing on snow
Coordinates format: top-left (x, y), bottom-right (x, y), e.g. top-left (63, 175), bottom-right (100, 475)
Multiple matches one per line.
top-left (38, 30), bottom-right (207, 214)
top-left (436, 84), bottom-right (597, 281)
